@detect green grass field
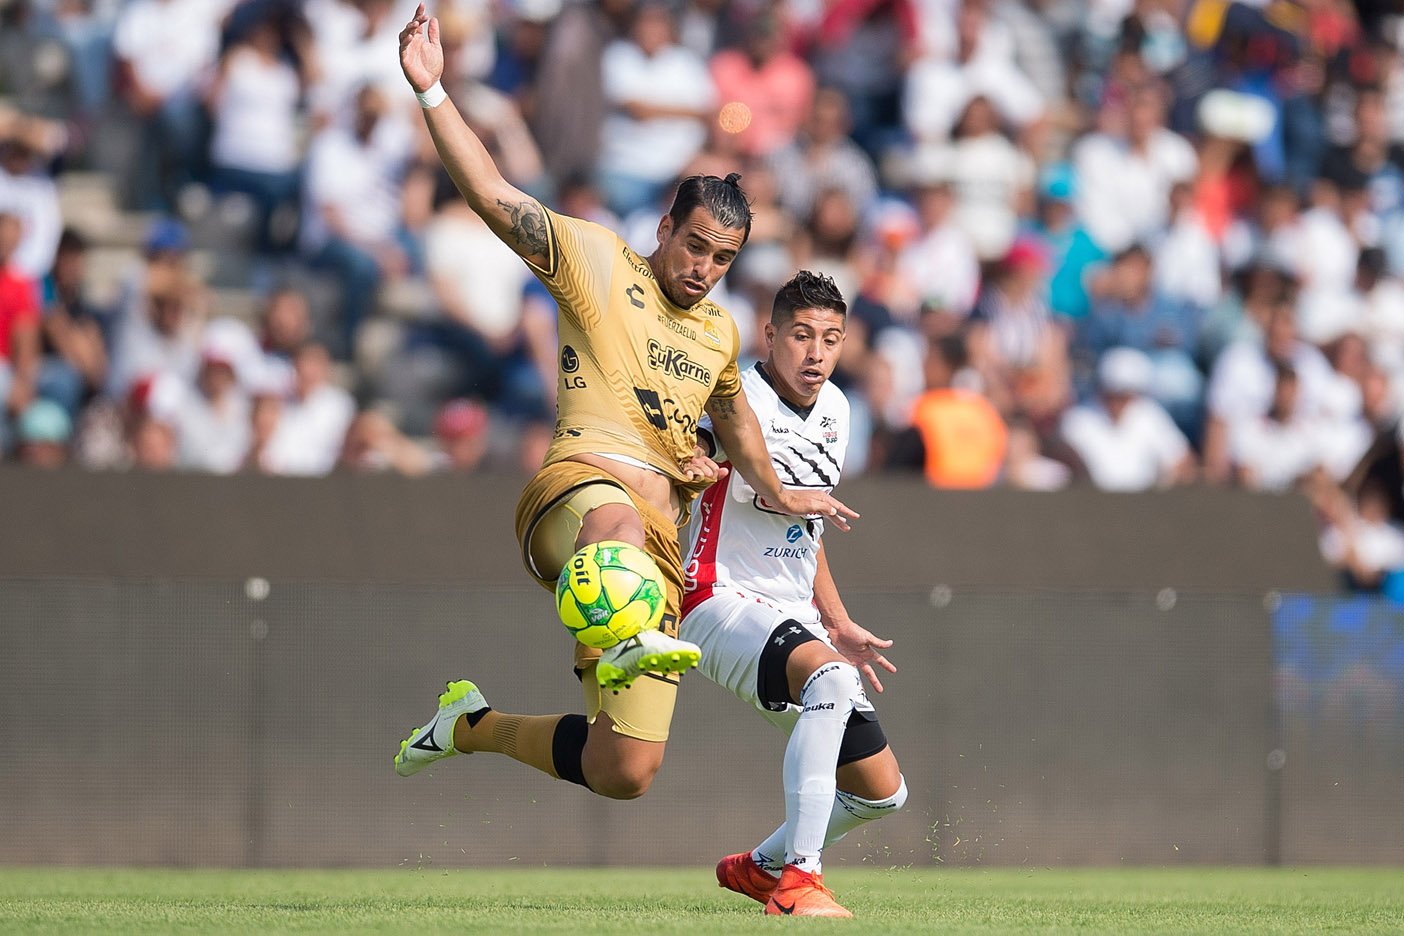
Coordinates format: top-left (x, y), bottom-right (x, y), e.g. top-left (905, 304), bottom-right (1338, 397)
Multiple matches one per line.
top-left (1, 867), bottom-right (1400, 935)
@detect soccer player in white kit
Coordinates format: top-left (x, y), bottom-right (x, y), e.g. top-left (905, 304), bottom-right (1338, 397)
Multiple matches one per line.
top-left (680, 271), bottom-right (907, 918)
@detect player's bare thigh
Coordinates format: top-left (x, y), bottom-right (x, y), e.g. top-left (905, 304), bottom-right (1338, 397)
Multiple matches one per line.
top-left (786, 639), bottom-right (903, 801)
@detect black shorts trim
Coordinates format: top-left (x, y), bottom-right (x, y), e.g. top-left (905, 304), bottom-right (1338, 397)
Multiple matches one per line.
top-left (756, 620), bottom-right (823, 712)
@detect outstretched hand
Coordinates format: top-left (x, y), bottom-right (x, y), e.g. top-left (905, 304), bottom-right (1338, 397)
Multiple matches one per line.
top-left (399, 3), bottom-right (443, 93)
top-left (824, 618), bottom-right (896, 693)
top-left (774, 488), bottom-right (859, 532)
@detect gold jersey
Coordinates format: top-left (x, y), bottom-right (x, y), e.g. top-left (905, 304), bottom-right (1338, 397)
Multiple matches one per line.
top-left (528, 205), bottom-right (743, 500)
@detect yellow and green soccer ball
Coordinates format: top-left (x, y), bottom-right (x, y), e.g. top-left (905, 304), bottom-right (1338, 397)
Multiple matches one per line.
top-left (556, 540), bottom-right (667, 648)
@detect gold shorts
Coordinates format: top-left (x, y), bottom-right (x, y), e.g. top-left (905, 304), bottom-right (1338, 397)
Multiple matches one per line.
top-left (514, 459), bottom-right (685, 743)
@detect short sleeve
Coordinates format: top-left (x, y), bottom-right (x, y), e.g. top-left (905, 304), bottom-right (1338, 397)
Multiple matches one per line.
top-left (528, 205), bottom-right (621, 331)
top-left (708, 317), bottom-right (744, 399)
top-left (697, 413), bottom-right (726, 463)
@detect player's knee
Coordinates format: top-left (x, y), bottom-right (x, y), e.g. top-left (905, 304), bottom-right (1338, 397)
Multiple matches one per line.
top-left (589, 757), bottom-right (660, 800)
top-left (800, 661), bottom-right (862, 718)
top-left (836, 774), bottom-right (908, 819)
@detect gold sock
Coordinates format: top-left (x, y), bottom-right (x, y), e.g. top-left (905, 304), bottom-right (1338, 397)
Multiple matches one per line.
top-left (454, 711), bottom-right (565, 779)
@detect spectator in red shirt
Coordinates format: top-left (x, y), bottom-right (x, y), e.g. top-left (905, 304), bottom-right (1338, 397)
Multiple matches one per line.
top-left (709, 11), bottom-right (815, 159)
top-left (0, 212), bottom-right (41, 451)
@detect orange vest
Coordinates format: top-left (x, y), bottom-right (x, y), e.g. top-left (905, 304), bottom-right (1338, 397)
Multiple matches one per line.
top-left (911, 389), bottom-right (1008, 489)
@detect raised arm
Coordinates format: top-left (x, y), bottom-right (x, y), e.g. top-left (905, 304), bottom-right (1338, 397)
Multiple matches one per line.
top-left (399, 4), bottom-right (550, 269)
top-left (704, 391), bottom-right (859, 530)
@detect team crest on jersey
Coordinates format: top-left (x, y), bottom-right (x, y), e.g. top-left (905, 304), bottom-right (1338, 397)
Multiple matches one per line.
top-left (703, 321), bottom-right (722, 346)
top-left (646, 339), bottom-right (712, 384)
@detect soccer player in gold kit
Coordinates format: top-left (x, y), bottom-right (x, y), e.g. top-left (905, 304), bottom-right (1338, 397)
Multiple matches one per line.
top-left (391, 5), bottom-right (857, 800)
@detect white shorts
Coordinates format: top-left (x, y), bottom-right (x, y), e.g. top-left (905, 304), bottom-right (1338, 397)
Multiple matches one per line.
top-left (682, 588), bottom-right (875, 733)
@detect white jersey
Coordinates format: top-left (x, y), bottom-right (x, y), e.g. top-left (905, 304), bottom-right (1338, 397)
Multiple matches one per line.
top-left (682, 363), bottom-right (850, 615)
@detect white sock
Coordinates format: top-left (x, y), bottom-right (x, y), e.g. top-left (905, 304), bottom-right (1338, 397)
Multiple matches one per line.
top-left (781, 663), bottom-right (862, 875)
top-left (751, 776), bottom-right (909, 876)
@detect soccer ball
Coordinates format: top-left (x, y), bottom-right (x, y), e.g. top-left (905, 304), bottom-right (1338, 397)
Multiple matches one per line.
top-left (556, 540), bottom-right (667, 649)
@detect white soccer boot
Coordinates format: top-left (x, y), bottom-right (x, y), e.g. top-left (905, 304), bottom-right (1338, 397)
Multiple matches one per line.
top-left (393, 679), bottom-right (488, 777)
top-left (595, 628), bottom-right (701, 692)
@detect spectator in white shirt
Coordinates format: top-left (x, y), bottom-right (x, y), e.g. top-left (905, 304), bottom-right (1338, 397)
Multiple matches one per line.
top-left (260, 342), bottom-right (355, 476)
top-left (914, 95), bottom-right (1035, 261)
top-left (899, 163), bottom-right (980, 320)
top-left (0, 136), bottom-right (61, 281)
top-left (1061, 346), bottom-right (1195, 491)
top-left (1153, 182), bottom-right (1222, 310)
top-left (1228, 364), bottom-right (1323, 492)
top-left (904, 0), bottom-right (1044, 146)
top-left (208, 12), bottom-right (309, 256)
top-left (302, 85), bottom-right (412, 358)
top-left (106, 264), bottom-right (204, 399)
top-left (1073, 83), bottom-right (1197, 253)
top-left (1317, 477), bottom-right (1404, 592)
top-left (175, 334), bottom-right (252, 475)
top-left (1204, 300), bottom-right (1358, 483)
top-left (597, 2), bottom-right (715, 217)
top-left (113, 0), bottom-right (223, 210)
top-left (422, 181), bottom-right (554, 418)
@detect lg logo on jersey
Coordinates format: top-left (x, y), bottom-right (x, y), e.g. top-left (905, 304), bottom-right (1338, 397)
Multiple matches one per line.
top-left (560, 345), bottom-right (586, 390)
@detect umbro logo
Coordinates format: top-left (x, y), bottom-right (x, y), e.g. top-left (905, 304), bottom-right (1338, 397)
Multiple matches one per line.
top-left (409, 718), bottom-right (443, 752)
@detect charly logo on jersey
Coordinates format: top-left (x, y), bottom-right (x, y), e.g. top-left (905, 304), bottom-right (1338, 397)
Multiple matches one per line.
top-left (703, 321), bottom-right (722, 346)
top-left (646, 339), bottom-right (712, 385)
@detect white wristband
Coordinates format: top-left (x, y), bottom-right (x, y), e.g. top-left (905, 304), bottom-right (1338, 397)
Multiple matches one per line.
top-left (416, 81), bottom-right (447, 109)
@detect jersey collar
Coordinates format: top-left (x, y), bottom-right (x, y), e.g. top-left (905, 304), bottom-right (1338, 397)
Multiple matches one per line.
top-left (754, 361), bottom-right (817, 421)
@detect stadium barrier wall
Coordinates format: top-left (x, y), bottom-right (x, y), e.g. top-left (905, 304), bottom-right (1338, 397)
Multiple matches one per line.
top-left (3, 472), bottom-right (1397, 866)
top-left (3, 579), bottom-right (1401, 867)
top-left (0, 469), bottom-right (1335, 591)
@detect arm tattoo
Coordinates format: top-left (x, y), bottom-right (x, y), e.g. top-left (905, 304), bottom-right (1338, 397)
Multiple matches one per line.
top-left (496, 198), bottom-right (549, 258)
top-left (709, 396), bottom-right (738, 419)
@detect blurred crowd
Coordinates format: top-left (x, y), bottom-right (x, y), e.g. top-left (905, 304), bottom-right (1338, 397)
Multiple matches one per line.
top-left (6, 0), bottom-right (1404, 586)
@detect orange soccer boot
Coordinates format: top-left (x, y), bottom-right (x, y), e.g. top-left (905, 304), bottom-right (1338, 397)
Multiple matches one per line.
top-left (764, 865), bottom-right (853, 918)
top-left (715, 852), bottom-right (779, 904)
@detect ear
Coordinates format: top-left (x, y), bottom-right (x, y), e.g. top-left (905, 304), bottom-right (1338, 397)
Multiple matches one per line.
top-left (764, 321), bottom-right (776, 350)
top-left (656, 214), bottom-right (672, 247)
